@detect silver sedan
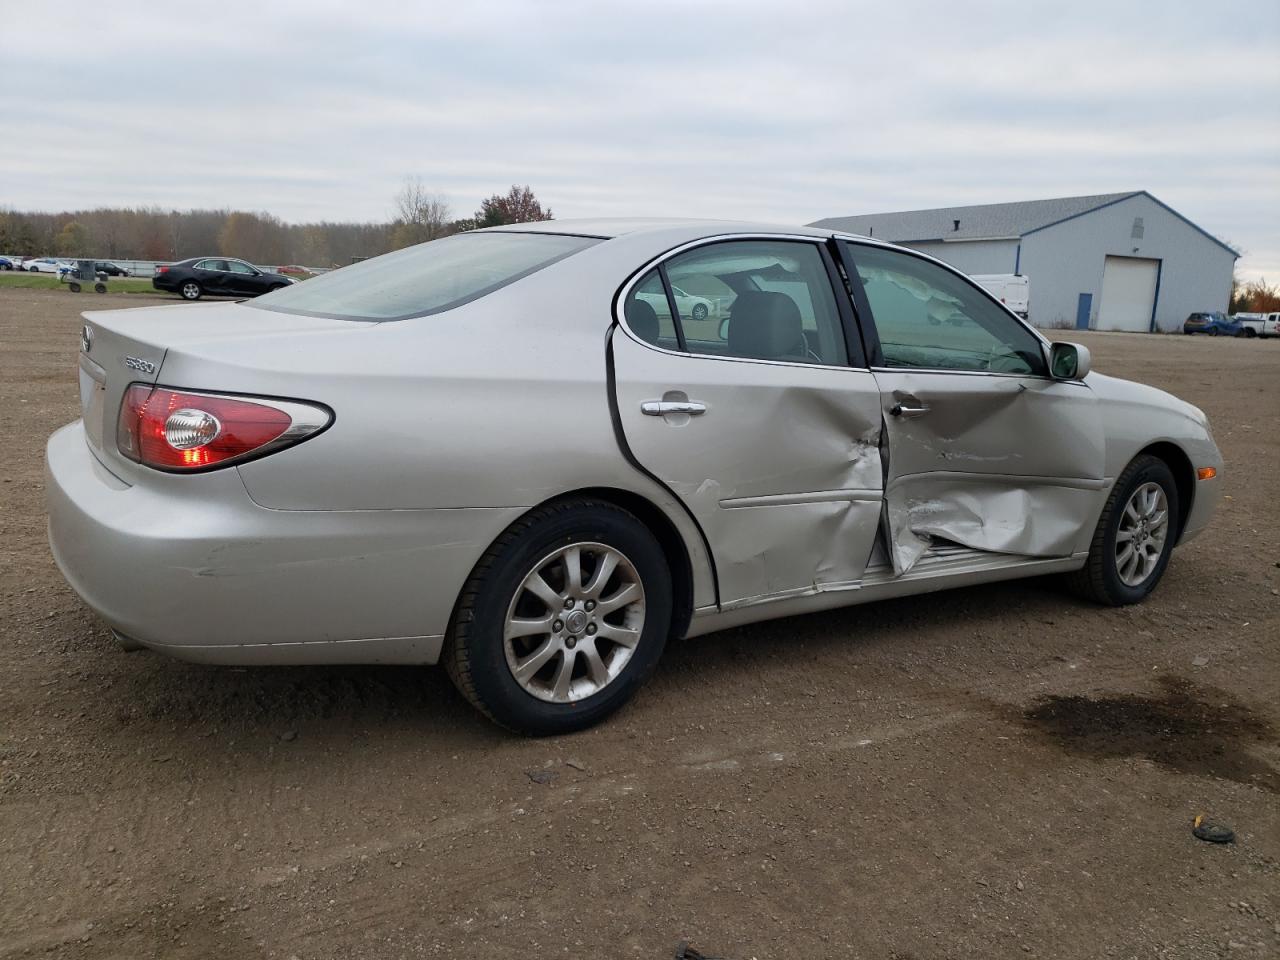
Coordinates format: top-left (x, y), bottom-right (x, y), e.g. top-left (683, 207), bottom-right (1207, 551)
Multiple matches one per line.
top-left (46, 220), bottom-right (1223, 733)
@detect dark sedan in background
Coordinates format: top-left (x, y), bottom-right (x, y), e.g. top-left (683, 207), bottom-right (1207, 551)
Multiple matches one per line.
top-left (153, 257), bottom-right (294, 300)
top-left (1183, 312), bottom-right (1242, 336)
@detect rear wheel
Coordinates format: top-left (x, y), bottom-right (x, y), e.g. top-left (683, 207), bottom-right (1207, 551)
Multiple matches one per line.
top-left (691, 303), bottom-right (709, 321)
top-left (1067, 454), bottom-right (1180, 606)
top-left (445, 499), bottom-right (672, 735)
top-left (180, 281), bottom-right (202, 300)
top-left (1207, 327), bottom-right (1218, 336)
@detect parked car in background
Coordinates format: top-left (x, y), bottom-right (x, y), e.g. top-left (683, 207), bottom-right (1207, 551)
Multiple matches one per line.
top-left (277, 264), bottom-right (310, 275)
top-left (971, 274), bottom-right (1030, 319)
top-left (94, 261), bottom-right (131, 277)
top-left (0, 256), bottom-right (17, 270)
top-left (637, 281), bottom-right (714, 320)
top-left (25, 257), bottom-right (70, 274)
top-left (47, 220), bottom-right (1223, 734)
top-left (1183, 312), bottom-right (1242, 336)
top-left (1232, 312), bottom-right (1279, 338)
top-left (152, 257), bottom-right (295, 300)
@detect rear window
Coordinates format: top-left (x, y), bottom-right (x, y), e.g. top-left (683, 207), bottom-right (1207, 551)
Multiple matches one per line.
top-left (250, 231), bottom-right (601, 322)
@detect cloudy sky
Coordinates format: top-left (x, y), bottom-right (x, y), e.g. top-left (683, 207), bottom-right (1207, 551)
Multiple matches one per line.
top-left (3, 0), bottom-right (1278, 278)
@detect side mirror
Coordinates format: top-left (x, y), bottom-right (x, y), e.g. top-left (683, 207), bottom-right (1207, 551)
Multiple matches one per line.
top-left (718, 317), bottom-right (730, 341)
top-left (1049, 341), bottom-right (1091, 380)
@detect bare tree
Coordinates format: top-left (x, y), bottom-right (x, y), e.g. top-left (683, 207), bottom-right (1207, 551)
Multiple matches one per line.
top-left (390, 177), bottom-right (452, 249)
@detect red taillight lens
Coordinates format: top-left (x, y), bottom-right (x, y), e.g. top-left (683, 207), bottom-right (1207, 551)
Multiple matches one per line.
top-left (117, 385), bottom-right (328, 471)
top-left (156, 265), bottom-right (169, 274)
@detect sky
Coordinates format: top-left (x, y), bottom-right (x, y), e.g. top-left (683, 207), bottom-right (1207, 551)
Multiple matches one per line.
top-left (2, 0), bottom-right (1278, 280)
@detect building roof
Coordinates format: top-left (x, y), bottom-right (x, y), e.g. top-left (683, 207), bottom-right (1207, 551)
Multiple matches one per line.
top-left (809, 190), bottom-right (1238, 257)
top-left (810, 192), bottom-right (1137, 242)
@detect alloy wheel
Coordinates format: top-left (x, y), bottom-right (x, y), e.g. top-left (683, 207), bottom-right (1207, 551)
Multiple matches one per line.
top-left (1115, 481), bottom-right (1169, 587)
top-left (503, 542), bottom-right (645, 703)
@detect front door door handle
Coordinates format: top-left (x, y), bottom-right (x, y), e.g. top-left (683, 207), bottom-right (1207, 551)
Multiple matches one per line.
top-left (890, 401), bottom-right (930, 418)
top-left (641, 400), bottom-right (707, 417)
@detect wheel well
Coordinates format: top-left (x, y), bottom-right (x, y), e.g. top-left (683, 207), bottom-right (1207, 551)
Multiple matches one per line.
top-left (544, 487), bottom-right (695, 639)
top-left (1138, 441), bottom-right (1194, 536)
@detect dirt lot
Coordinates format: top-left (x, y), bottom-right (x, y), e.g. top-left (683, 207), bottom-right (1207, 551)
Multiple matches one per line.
top-left (1, 287), bottom-right (1277, 959)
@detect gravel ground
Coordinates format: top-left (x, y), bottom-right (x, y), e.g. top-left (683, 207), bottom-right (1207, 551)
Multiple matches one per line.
top-left (1, 287), bottom-right (1277, 959)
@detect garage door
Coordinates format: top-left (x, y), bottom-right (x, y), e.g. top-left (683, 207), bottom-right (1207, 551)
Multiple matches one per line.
top-left (1096, 256), bottom-right (1159, 332)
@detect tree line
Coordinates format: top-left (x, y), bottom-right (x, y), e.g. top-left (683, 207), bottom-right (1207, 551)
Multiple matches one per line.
top-left (0, 183), bottom-right (552, 267)
top-left (1229, 276), bottom-right (1280, 313)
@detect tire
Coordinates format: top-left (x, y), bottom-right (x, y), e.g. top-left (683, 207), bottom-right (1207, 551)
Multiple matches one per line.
top-left (445, 498), bottom-right (672, 735)
top-left (1207, 328), bottom-right (1218, 337)
top-left (691, 303), bottom-right (708, 321)
top-left (1242, 328), bottom-right (1255, 338)
top-left (68, 282), bottom-right (81, 293)
top-left (28, 265), bottom-right (39, 272)
top-left (180, 281), bottom-right (202, 301)
top-left (94, 282), bottom-right (107, 294)
top-left (1067, 454), bottom-right (1180, 606)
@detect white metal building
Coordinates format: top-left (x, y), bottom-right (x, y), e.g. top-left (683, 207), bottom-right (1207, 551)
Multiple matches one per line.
top-left (812, 192), bottom-right (1237, 332)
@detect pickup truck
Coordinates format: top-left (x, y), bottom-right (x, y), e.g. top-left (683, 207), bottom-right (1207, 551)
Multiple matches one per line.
top-left (1232, 312), bottom-right (1280, 338)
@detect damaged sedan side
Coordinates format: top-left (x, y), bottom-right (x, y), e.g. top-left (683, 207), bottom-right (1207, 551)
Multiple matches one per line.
top-left (47, 219), bottom-right (1222, 734)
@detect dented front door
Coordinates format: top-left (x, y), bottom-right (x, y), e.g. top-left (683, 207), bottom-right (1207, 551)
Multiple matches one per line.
top-left (873, 370), bottom-right (1106, 572)
top-left (838, 240), bottom-right (1107, 574)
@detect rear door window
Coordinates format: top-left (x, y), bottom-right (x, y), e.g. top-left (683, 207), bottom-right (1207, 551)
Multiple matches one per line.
top-left (635, 240), bottom-right (848, 366)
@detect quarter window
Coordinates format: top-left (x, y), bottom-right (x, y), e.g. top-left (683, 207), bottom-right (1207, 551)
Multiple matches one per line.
top-left (633, 240), bottom-right (848, 365)
top-left (843, 243), bottom-right (1046, 375)
top-left (624, 269), bottom-right (678, 348)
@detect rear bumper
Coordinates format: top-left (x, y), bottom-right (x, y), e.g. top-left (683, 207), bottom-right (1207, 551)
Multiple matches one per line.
top-left (46, 422), bottom-right (522, 664)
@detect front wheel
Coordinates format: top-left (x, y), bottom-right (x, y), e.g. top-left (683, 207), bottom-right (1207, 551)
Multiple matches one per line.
top-left (180, 281), bottom-right (202, 300)
top-left (1067, 454), bottom-right (1180, 606)
top-left (445, 499), bottom-right (672, 735)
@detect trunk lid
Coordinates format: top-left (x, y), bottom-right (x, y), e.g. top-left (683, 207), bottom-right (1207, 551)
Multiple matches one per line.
top-left (78, 300), bottom-right (358, 476)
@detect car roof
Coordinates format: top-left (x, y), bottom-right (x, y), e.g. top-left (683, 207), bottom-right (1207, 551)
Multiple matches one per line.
top-left (487, 217), bottom-right (841, 242)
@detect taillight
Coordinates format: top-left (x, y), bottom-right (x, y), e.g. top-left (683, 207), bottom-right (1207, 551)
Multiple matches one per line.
top-left (156, 265), bottom-right (169, 274)
top-left (117, 385), bottom-right (331, 471)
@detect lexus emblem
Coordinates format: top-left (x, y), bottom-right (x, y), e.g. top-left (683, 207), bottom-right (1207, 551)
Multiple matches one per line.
top-left (80, 324), bottom-right (92, 353)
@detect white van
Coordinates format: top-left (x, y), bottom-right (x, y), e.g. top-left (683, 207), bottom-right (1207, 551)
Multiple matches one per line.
top-left (971, 274), bottom-right (1030, 319)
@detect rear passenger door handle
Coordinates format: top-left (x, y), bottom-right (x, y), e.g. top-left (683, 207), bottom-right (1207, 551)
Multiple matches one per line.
top-left (641, 400), bottom-right (707, 417)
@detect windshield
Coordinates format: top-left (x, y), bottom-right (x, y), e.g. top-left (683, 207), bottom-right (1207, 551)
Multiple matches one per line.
top-left (250, 231), bottom-right (601, 322)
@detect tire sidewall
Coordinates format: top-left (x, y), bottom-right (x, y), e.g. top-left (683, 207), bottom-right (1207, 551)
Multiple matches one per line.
top-left (457, 505), bottom-right (672, 734)
top-left (1099, 458), bottom-right (1180, 603)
